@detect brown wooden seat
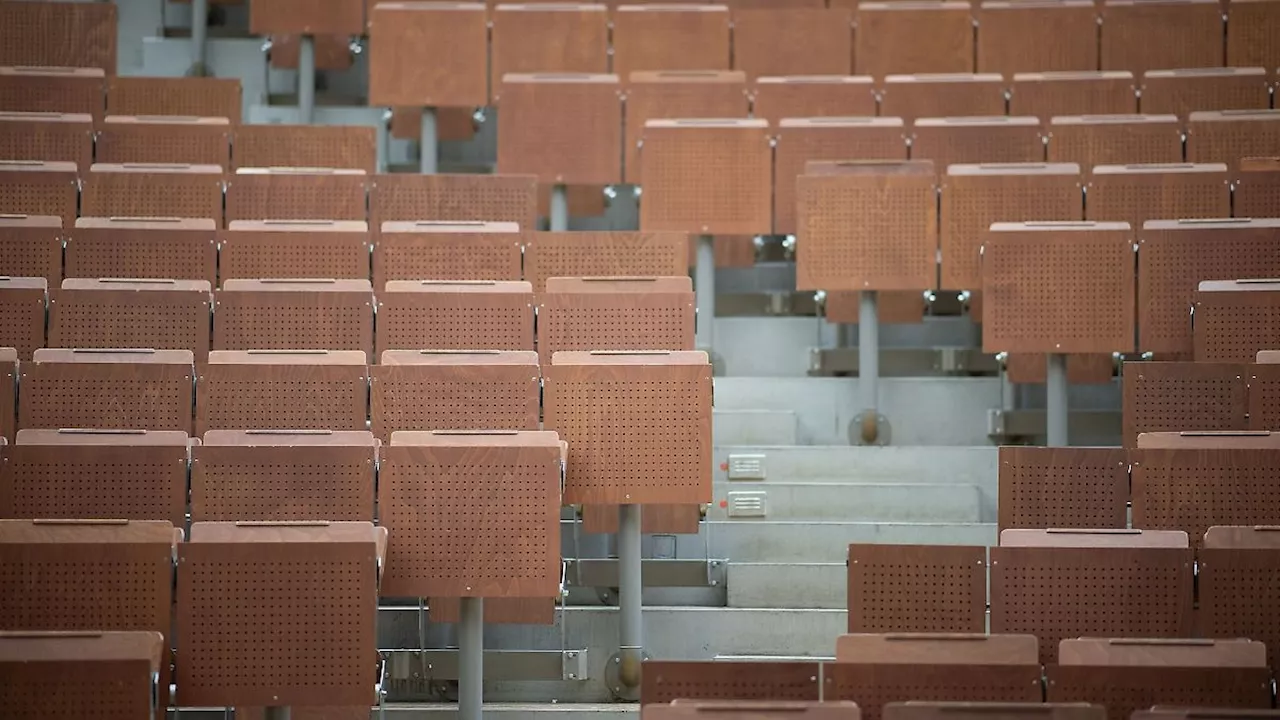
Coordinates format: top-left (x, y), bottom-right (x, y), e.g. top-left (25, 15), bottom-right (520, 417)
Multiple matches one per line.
top-left (370, 173), bottom-right (538, 230)
top-left (641, 660), bottom-right (823, 705)
top-left (232, 124), bottom-right (376, 173)
top-left (195, 350), bottom-right (369, 435)
top-left (623, 70), bottom-right (750, 185)
top-left (854, 2), bottom-right (973, 78)
top-left (220, 220), bottom-right (372, 283)
top-left (374, 221), bottom-right (524, 288)
top-left (106, 76), bottom-right (242, 121)
top-left (879, 74), bottom-right (1005, 123)
top-left (731, 8), bottom-right (853, 79)
top-left (612, 5), bottom-right (731, 78)
top-left (497, 74), bottom-right (623, 186)
top-left (910, 117), bottom-right (1044, 166)
top-left (0, 349), bottom-right (11, 443)
top-left (68, 217), bottom-right (217, 285)
top-left (750, 76), bottom-right (877, 126)
top-left (490, 4), bottom-right (610, 103)
top-left (1199, 525), bottom-right (1280, 671)
top-left (1187, 110), bottom-right (1280, 169)
top-left (1121, 363), bottom-right (1249, 446)
top-left (0, 2), bottom-right (117, 73)
top-left (0, 214), bottom-right (61, 285)
top-left (977, 0), bottom-right (1099, 74)
top-left (367, 2), bottom-right (488, 108)
top-left (225, 168), bottom-right (368, 222)
top-left (213, 278), bottom-right (373, 355)
top-left (1194, 279), bottom-right (1280, 363)
top-left (650, 701), bottom-right (863, 719)
top-left (1236, 156), bottom-right (1280, 217)
top-left (50, 279), bottom-right (210, 356)
top-left (19, 349), bottom-right (195, 434)
top-left (1100, 0), bottom-right (1224, 75)
top-left (0, 277), bottom-right (45, 361)
top-left (0, 67), bottom-right (105, 119)
top-left (1046, 115), bottom-right (1184, 169)
top-left (1085, 164), bottom-right (1230, 229)
top-left (1009, 72), bottom-right (1138, 120)
top-left (883, 703), bottom-right (1104, 720)
top-left (0, 630), bottom-right (165, 720)
top-left (376, 281), bottom-right (535, 356)
top-left (846, 544), bottom-right (987, 633)
top-left (81, 163), bottom-right (225, 226)
top-left (95, 116), bottom-right (231, 167)
top-left (997, 446), bottom-right (1129, 531)
top-left (248, 0), bottom-right (364, 36)
top-left (0, 161), bottom-right (79, 228)
top-left (536, 276), bottom-right (694, 364)
top-left (0, 111), bottom-right (92, 169)
top-left (1226, 0), bottom-right (1280, 68)
top-left (523, 231), bottom-right (688, 292)
top-left (1141, 68), bottom-right (1271, 119)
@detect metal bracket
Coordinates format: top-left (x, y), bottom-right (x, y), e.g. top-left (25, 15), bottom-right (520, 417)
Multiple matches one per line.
top-left (380, 648), bottom-right (590, 685)
top-left (605, 650), bottom-right (650, 701)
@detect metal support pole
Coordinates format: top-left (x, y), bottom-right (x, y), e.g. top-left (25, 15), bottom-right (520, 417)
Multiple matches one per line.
top-left (297, 35), bottom-right (316, 124)
top-left (617, 503), bottom-right (643, 691)
top-left (549, 184), bottom-right (569, 231)
top-left (1046, 352), bottom-right (1069, 447)
top-left (420, 107), bottom-right (439, 175)
top-left (376, 109), bottom-right (391, 174)
top-left (855, 289), bottom-right (881, 444)
top-left (264, 707), bottom-right (291, 720)
top-left (694, 234), bottom-right (715, 353)
top-left (458, 597), bottom-right (484, 720)
top-left (189, 0), bottom-right (209, 76)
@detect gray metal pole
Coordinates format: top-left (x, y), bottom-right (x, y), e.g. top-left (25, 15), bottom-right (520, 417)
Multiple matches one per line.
top-left (458, 597), bottom-right (484, 720)
top-left (264, 707), bottom-right (291, 720)
top-left (297, 35), bottom-right (316, 124)
top-left (617, 504), bottom-right (643, 691)
top-left (1046, 353), bottom-right (1069, 447)
top-left (694, 234), bottom-right (715, 352)
top-left (377, 109), bottom-right (391, 174)
top-left (859, 290), bottom-right (879, 414)
top-left (189, 0), bottom-right (208, 76)
top-left (420, 107), bottom-right (439, 175)
top-left (549, 184), bottom-right (569, 231)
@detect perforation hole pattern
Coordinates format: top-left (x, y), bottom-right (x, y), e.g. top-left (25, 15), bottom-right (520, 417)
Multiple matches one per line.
top-left (1121, 362), bottom-right (1247, 446)
top-left (224, 174), bottom-right (368, 223)
top-left (375, 294), bottom-right (533, 356)
top-left (0, 228), bottom-right (60, 284)
top-left (1009, 77), bottom-right (1138, 119)
top-left (1235, 170), bottom-right (1280, 218)
top-left (1, 358), bottom-right (13, 442)
top-left (0, 174), bottom-right (78, 226)
top-left (197, 365), bottom-right (368, 434)
top-left (624, 80), bottom-right (749, 185)
top-left (81, 173), bottom-right (224, 223)
top-left (107, 77), bottom-right (242, 120)
top-left (881, 81), bottom-right (1006, 123)
top-left (0, 663), bottom-right (151, 720)
top-left (95, 125), bottom-right (230, 167)
top-left (373, 234), bottom-right (522, 287)
top-left (66, 229), bottom-right (216, 284)
top-left (1199, 548), bottom-right (1280, 670)
top-left (213, 291), bottom-right (372, 354)
top-left (1047, 667), bottom-right (1272, 718)
top-left (231, 125), bottom-right (376, 173)
top-left (1194, 291), bottom-right (1280, 363)
top-left (642, 661), bottom-right (820, 704)
top-left (1142, 76), bottom-right (1269, 117)
top-left (191, 447), bottom-right (375, 522)
top-left (49, 291), bottom-right (209, 356)
top-left (998, 447), bottom-right (1129, 531)
top-left (911, 125), bottom-right (1044, 167)
top-left (752, 82), bottom-right (878, 126)
top-left (0, 75), bottom-right (102, 117)
top-left (19, 364), bottom-right (193, 433)
top-left (977, 4), bottom-right (1098, 76)
top-left (219, 231), bottom-right (371, 284)
top-left (536, 295), bottom-right (694, 365)
top-left (1249, 365), bottom-right (1280, 431)
top-left (825, 665), bottom-right (1043, 720)
top-left (0, 121), bottom-right (91, 168)
top-left (774, 127), bottom-right (908, 236)
top-left (847, 544), bottom-right (986, 633)
top-left (1133, 448), bottom-right (1280, 547)
top-left (370, 174), bottom-right (538, 229)
top-left (370, 365), bottom-right (539, 442)
top-left (1, 446), bottom-right (187, 525)
top-left (497, 80), bottom-right (621, 185)
top-left (990, 546), bottom-right (1194, 665)
top-left (1188, 117), bottom-right (1280, 166)
top-left (639, 125), bottom-right (772, 236)
top-left (1047, 123), bottom-right (1183, 169)
top-left (1100, 3), bottom-right (1223, 74)
top-left (0, 287), bottom-right (47, 360)
top-left (0, 1), bottom-right (116, 72)
top-left (1087, 173), bottom-right (1229, 228)
top-left (524, 232), bottom-right (686, 293)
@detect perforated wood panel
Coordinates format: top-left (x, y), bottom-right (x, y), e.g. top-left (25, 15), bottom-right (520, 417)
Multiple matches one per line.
top-left (0, 277), bottom-right (45, 361)
top-left (368, 3), bottom-right (488, 108)
top-left (213, 279), bottom-right (373, 355)
top-left (1004, 352), bottom-right (1115, 384)
top-left (751, 76), bottom-right (877, 126)
top-left (612, 5), bottom-right (731, 79)
top-left (0, 630), bottom-right (162, 720)
top-left (370, 173), bottom-right (538, 229)
top-left (232, 124), bottom-right (376, 173)
top-left (796, 160), bottom-right (937, 292)
top-left (940, 163), bottom-right (1082, 290)
top-left (641, 660), bottom-right (822, 704)
top-left (989, 541), bottom-right (1194, 665)
top-left (375, 222), bottom-right (524, 288)
top-left (195, 350), bottom-right (369, 435)
top-left (524, 231), bottom-right (688, 292)
top-left (225, 169), bottom-right (367, 222)
top-left (825, 664), bottom-right (1043, 720)
top-left (774, 119), bottom-right (907, 236)
top-left (248, 0), bottom-right (365, 34)
top-left (1101, 0), bottom-right (1223, 74)
top-left (390, 107), bottom-right (477, 142)
top-left (884, 703), bottom-right (1106, 720)
top-left (0, 520), bottom-right (175, 696)
top-left (846, 544), bottom-right (986, 633)
top-left (1194, 280), bottom-right (1280, 363)
top-left (1192, 527), bottom-right (1280, 672)
top-left (67, 217), bottom-right (216, 285)
top-left (1227, 0), bottom-right (1280, 68)
top-left (977, 1), bottom-right (1099, 74)
top-left (0, 3), bottom-right (117, 74)
top-left (824, 291), bottom-right (926, 324)
top-left (1138, 219), bottom-right (1280, 354)
top-left (379, 431), bottom-right (561, 597)
top-left (854, 2), bottom-right (973, 78)
top-left (19, 349), bottom-right (194, 434)
top-left (0, 349), bottom-right (13, 443)
top-left (269, 33), bottom-right (353, 72)
top-left (911, 117), bottom-right (1044, 167)
top-left (1187, 110), bottom-right (1280, 168)
top-left (639, 119), bottom-right (772, 235)
top-left (0, 215), bottom-right (60, 285)
top-left (1087, 164), bottom-right (1230, 230)
top-left (537, 183), bottom-right (607, 218)
top-left (490, 5), bottom-right (609, 102)
top-left (1009, 72), bottom-right (1138, 120)
top-left (49, 279), bottom-right (211, 357)
top-left (1141, 69), bottom-right (1269, 119)
top-left (623, 71), bottom-right (750, 185)
top-left (0, 67), bottom-right (104, 120)
top-left (880, 74), bottom-right (1006, 123)
top-left (176, 521), bottom-right (379, 706)
top-left (732, 9), bottom-right (853, 79)
top-left (580, 502), bottom-right (701, 534)
top-left (1121, 362), bottom-right (1247, 446)
top-left (648, 702), bottom-right (862, 720)
top-left (1236, 157), bottom-right (1280, 218)
top-left (192, 430), bottom-right (376, 522)
top-left (0, 112), bottom-right (93, 170)
top-left (497, 74), bottom-right (623, 185)
top-left (537, 277), bottom-right (694, 364)
top-left (106, 76), bottom-right (242, 122)
top-left (1250, 364), bottom-right (1280, 431)
top-left (81, 164), bottom-right (225, 226)
top-left (997, 446), bottom-right (1129, 531)
top-left (982, 222), bottom-right (1135, 353)
top-left (95, 116), bottom-right (231, 167)
top-left (376, 281), bottom-right (534, 357)
top-left (220, 221), bottom-right (372, 284)
top-left (0, 429), bottom-right (190, 526)
top-left (544, 351), bottom-right (712, 504)
top-left (371, 351), bottom-right (540, 441)
top-left (1046, 116), bottom-right (1183, 170)
top-left (0, 161), bottom-right (78, 228)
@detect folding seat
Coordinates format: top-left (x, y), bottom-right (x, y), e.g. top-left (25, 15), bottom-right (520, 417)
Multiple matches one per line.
top-left (0, 67), bottom-right (104, 119)
top-left (0, 111), bottom-right (92, 169)
top-left (855, 2), bottom-right (973, 78)
top-left (213, 279), bottom-right (374, 356)
top-left (750, 76), bottom-right (877, 127)
top-left (1236, 156), bottom-right (1280, 217)
top-left (1137, 218), bottom-right (1280, 355)
top-left (1226, 0), bottom-right (1280, 68)
top-left (523, 231), bottom-right (688, 292)
top-left (106, 75), bottom-right (243, 121)
top-left (196, 350), bottom-right (369, 435)
top-left (374, 221), bottom-right (523, 289)
top-left (0, 277), bottom-right (46, 361)
top-left (823, 291), bottom-right (928, 326)
top-left (0, 1), bottom-right (117, 73)
top-left (997, 446), bottom-right (1129, 531)
top-left (389, 107), bottom-right (477, 144)
top-left (650, 702), bottom-right (863, 719)
top-left (1121, 362), bottom-right (1249, 446)
top-left (909, 117), bottom-right (1044, 167)
top-left (774, 119), bottom-right (908, 236)
top-left (1198, 525), bottom-right (1280, 672)
top-left (1141, 68), bottom-right (1270, 118)
top-left (0, 428), bottom-right (192, 526)
top-left (220, 220), bottom-right (372, 284)
top-left (537, 276), bottom-right (695, 364)
top-left (224, 167), bottom-right (368, 222)
top-left (367, 2), bottom-right (488, 109)
top-left (48, 278), bottom-right (211, 357)
top-left (1085, 164), bottom-right (1230, 229)
top-left (269, 34), bottom-right (353, 73)
top-left (1046, 115), bottom-right (1183, 169)
top-left (977, 0), bottom-right (1100, 75)
top-left (0, 160), bottom-right (77, 228)
top-left (1194, 279), bottom-right (1280, 362)
top-left (192, 429), bottom-right (378, 522)
top-left (489, 4), bottom-right (610, 102)
top-left (879, 74), bottom-right (1005, 123)
top-left (232, 124), bottom-right (377, 173)
top-left (95, 116), bottom-right (231, 167)
top-left (67, 217), bottom-right (217, 285)
top-left (497, 74), bottom-right (624, 186)
top-left (81, 163), bottom-right (225, 225)
top-left (248, 0), bottom-right (364, 36)
top-left (639, 119), bottom-right (772, 235)
top-left (1009, 72), bottom-right (1138, 120)
top-left (623, 71), bottom-right (750, 184)
top-left (0, 214), bottom-right (60, 285)
top-left (1187, 110), bottom-right (1280, 168)
top-left (0, 348), bottom-right (12, 443)
top-left (612, 5), bottom-right (731, 78)
top-left (376, 280), bottom-right (534, 356)
top-left (884, 704), bottom-right (1104, 720)
top-left (1100, 0), bottom-right (1223, 75)
top-left (0, 631), bottom-right (165, 720)
top-left (846, 544), bottom-right (987, 633)
top-left (369, 173), bottom-right (539, 230)
top-left (991, 529), bottom-right (1194, 665)
top-left (19, 349), bottom-right (195, 434)
top-left (731, 8), bottom-right (853, 79)
top-left (642, 660), bottom-right (823, 704)
top-left (1003, 351), bottom-right (1116, 384)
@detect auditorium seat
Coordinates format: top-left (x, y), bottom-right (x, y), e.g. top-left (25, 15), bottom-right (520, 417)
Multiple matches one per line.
top-left (49, 278), bottom-right (211, 357)
top-left (1141, 68), bottom-right (1271, 118)
top-left (910, 117), bottom-right (1044, 166)
top-left (997, 446), bottom-right (1129, 530)
top-left (0, 111), bottom-right (92, 169)
top-left (732, 7), bottom-right (853, 78)
top-left (0, 277), bottom-right (46, 361)
top-left (225, 168), bottom-right (368, 222)
top-left (1122, 362), bottom-right (1249, 446)
top-left (81, 163), bottom-right (225, 225)
top-left (196, 350), bottom-right (369, 435)
top-left (879, 74), bottom-right (1006, 123)
top-left (213, 279), bottom-right (374, 356)
top-left (220, 220), bottom-right (372, 283)
top-left (68, 217), bottom-right (217, 285)
top-left (977, 0), bottom-right (1099, 75)
top-left (855, 2), bottom-right (973, 78)
top-left (612, 5), bottom-right (731, 78)
top-left (375, 280), bottom-right (535, 356)
top-left (0, 160), bottom-right (77, 228)
top-left (489, 4), bottom-right (609, 101)
top-left (0, 214), bottom-right (61, 285)
top-left (1046, 115), bottom-right (1183, 169)
top-left (95, 116), bottom-right (231, 167)
top-left (0, 66), bottom-right (104, 119)
top-left (623, 70), bottom-right (750, 185)
top-left (1009, 72), bottom-right (1138, 119)
top-left (374, 221), bottom-right (523, 288)
top-left (105, 75), bottom-right (242, 121)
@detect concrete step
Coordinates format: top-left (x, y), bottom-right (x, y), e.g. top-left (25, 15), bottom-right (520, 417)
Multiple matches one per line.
top-left (713, 409), bottom-right (798, 446)
top-left (727, 563), bottom-right (846, 609)
top-left (710, 481), bottom-right (981, 523)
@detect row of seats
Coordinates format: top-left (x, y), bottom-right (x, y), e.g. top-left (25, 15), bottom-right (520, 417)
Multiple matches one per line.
top-left (1124, 357), bottom-right (1280, 441)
